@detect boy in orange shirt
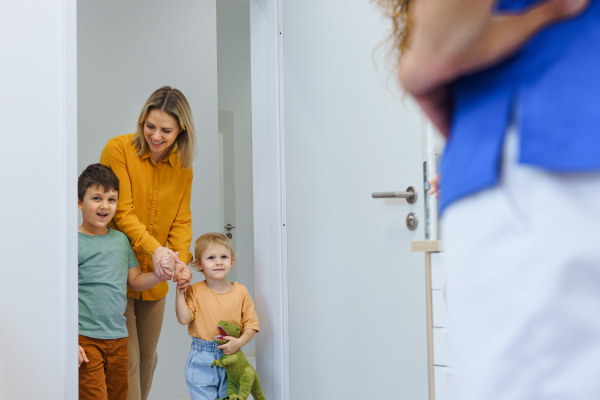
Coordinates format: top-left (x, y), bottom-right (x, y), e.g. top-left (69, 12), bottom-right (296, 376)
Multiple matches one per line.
top-left (175, 233), bottom-right (259, 400)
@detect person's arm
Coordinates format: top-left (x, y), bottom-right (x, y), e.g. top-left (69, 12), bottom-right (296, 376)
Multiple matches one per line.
top-left (127, 266), bottom-right (162, 292)
top-left (167, 170), bottom-right (193, 265)
top-left (218, 286), bottom-right (260, 355)
top-left (175, 282), bottom-right (194, 325)
top-left (217, 329), bottom-right (257, 356)
top-left (398, 0), bottom-right (589, 135)
top-left (166, 170), bottom-right (194, 285)
top-left (100, 138), bottom-right (177, 280)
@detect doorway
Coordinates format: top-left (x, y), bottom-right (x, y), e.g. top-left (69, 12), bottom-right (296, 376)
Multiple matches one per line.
top-left (77, 1), bottom-right (255, 398)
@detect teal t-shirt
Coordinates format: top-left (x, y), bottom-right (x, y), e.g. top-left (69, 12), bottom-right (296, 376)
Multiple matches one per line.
top-left (78, 226), bottom-right (137, 339)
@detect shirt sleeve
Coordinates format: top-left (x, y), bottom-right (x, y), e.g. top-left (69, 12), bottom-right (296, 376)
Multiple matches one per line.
top-left (100, 137), bottom-right (162, 257)
top-left (127, 242), bottom-right (138, 269)
top-left (240, 285), bottom-right (260, 333)
top-left (167, 169), bottom-right (193, 265)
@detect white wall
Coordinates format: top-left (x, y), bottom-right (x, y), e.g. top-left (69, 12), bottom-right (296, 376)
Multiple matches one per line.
top-left (216, 0), bottom-right (255, 353)
top-left (77, 2), bottom-right (218, 399)
top-left (0, 0), bottom-right (77, 398)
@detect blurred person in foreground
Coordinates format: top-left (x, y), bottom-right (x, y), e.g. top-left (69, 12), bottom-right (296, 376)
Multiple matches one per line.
top-left (375, 0), bottom-right (600, 399)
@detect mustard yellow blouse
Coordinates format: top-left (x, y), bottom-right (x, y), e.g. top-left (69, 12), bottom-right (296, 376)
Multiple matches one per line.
top-left (100, 134), bottom-right (193, 300)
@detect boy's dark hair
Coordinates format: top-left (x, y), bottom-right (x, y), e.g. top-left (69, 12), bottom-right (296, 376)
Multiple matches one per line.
top-left (78, 163), bottom-right (120, 200)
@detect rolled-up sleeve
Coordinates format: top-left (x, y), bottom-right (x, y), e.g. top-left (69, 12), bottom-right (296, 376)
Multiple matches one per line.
top-left (167, 170), bottom-right (193, 265)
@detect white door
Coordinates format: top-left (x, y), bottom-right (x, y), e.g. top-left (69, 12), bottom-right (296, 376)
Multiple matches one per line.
top-left (219, 109), bottom-right (238, 253)
top-left (282, 1), bottom-right (429, 398)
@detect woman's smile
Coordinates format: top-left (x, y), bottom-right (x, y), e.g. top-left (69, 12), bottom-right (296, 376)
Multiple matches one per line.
top-left (143, 109), bottom-right (182, 163)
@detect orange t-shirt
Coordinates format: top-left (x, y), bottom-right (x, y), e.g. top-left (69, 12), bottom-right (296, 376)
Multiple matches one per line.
top-left (185, 281), bottom-right (260, 341)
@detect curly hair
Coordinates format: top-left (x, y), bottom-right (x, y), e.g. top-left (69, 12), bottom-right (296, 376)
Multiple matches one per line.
top-left (372, 0), bottom-right (413, 65)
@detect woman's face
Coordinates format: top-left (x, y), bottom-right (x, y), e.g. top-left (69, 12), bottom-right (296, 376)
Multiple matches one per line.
top-left (143, 109), bottom-right (182, 163)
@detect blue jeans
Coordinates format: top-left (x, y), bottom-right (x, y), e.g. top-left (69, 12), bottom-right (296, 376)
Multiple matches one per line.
top-left (185, 338), bottom-right (228, 400)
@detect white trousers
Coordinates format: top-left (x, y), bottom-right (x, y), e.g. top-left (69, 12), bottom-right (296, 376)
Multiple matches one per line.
top-left (442, 129), bottom-right (600, 400)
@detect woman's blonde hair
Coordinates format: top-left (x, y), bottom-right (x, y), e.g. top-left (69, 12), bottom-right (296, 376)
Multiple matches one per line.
top-left (132, 86), bottom-right (197, 169)
top-left (372, 0), bottom-right (412, 65)
top-left (194, 232), bottom-right (237, 271)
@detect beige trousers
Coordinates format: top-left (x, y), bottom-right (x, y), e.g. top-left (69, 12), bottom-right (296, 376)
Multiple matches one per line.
top-left (124, 297), bottom-right (166, 400)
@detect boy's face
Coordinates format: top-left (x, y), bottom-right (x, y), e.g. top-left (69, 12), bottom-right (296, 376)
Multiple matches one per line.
top-left (195, 244), bottom-right (232, 282)
top-left (78, 185), bottom-right (118, 235)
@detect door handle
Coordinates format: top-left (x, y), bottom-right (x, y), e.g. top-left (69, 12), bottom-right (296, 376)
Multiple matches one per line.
top-left (225, 224), bottom-right (235, 231)
top-left (371, 186), bottom-right (417, 204)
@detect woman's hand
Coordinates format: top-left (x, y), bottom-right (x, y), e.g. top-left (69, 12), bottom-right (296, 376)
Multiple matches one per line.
top-left (399, 0), bottom-right (590, 135)
top-left (151, 246), bottom-right (179, 281)
top-left (158, 254), bottom-right (175, 276)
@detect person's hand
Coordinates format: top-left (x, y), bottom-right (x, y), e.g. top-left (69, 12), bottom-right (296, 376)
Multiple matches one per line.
top-left (176, 264), bottom-right (193, 294)
top-left (216, 336), bottom-right (243, 355)
top-left (158, 254), bottom-right (176, 279)
top-left (429, 173), bottom-right (441, 198)
top-left (78, 345), bottom-right (89, 367)
top-left (151, 247), bottom-right (179, 281)
top-left (399, 0), bottom-right (590, 136)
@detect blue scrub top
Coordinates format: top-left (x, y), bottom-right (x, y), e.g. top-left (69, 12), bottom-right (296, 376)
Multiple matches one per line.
top-left (440, 0), bottom-right (600, 212)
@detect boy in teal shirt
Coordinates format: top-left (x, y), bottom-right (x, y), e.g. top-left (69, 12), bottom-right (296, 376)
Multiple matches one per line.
top-left (77, 163), bottom-right (166, 400)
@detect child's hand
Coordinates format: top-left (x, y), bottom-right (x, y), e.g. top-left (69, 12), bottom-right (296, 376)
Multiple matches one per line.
top-left (177, 269), bottom-right (192, 281)
top-left (78, 345), bottom-right (89, 367)
top-left (216, 336), bottom-right (243, 355)
top-left (176, 263), bottom-right (193, 293)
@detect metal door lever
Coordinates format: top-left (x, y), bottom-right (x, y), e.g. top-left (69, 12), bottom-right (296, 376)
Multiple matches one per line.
top-left (225, 224), bottom-right (235, 231)
top-left (371, 186), bottom-right (417, 204)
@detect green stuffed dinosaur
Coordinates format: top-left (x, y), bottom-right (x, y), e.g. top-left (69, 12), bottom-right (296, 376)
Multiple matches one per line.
top-left (211, 320), bottom-right (266, 400)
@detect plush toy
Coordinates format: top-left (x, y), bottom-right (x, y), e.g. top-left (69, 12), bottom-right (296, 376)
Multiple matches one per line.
top-left (212, 320), bottom-right (266, 400)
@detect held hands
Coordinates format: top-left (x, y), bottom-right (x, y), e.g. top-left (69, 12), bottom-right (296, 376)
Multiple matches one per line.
top-left (176, 265), bottom-right (193, 294)
top-left (216, 336), bottom-right (243, 355)
top-left (158, 254), bottom-right (176, 277)
top-left (78, 345), bottom-right (89, 367)
top-left (152, 247), bottom-right (192, 292)
top-left (152, 246), bottom-right (179, 281)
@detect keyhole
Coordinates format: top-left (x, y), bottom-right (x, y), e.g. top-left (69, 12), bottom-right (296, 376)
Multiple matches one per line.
top-left (406, 212), bottom-right (418, 231)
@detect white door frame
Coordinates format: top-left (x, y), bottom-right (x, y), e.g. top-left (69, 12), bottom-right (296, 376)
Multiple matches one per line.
top-left (249, 1), bottom-right (289, 399)
top-left (62, 0), bottom-right (287, 397)
top-left (64, 0), bottom-right (79, 397)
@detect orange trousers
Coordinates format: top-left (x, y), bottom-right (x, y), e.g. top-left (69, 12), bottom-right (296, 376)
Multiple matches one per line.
top-left (79, 335), bottom-right (129, 400)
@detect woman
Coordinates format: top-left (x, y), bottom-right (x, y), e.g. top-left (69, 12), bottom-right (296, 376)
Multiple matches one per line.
top-left (376, 0), bottom-right (600, 399)
top-left (100, 86), bottom-right (196, 400)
